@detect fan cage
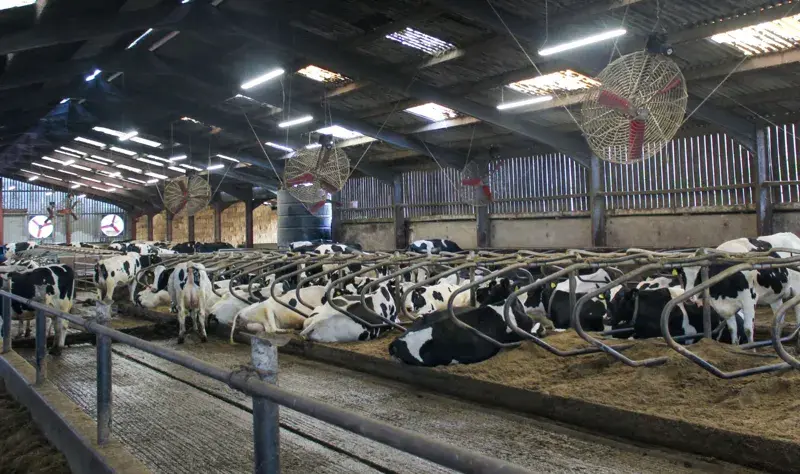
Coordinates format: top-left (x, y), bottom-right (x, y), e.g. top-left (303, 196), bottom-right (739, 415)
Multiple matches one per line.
top-left (162, 175), bottom-right (212, 216)
top-left (283, 146), bottom-right (351, 204)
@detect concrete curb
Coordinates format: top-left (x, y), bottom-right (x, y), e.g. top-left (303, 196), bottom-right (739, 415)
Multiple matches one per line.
top-left (0, 351), bottom-right (150, 474)
top-left (281, 339), bottom-right (800, 474)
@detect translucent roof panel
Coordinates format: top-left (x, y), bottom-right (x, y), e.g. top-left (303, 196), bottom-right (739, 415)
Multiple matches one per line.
top-left (711, 13), bottom-right (800, 56)
top-left (507, 69), bottom-right (601, 96)
top-left (297, 65), bottom-right (350, 84)
top-left (405, 103), bottom-right (460, 122)
top-left (0, 1), bottom-right (35, 11)
top-left (386, 27), bottom-right (456, 56)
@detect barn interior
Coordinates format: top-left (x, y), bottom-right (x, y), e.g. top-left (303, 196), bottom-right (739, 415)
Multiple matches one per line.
top-left (3, 1), bottom-right (800, 473)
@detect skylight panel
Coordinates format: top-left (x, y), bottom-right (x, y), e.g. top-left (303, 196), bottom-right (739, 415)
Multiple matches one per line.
top-left (507, 70), bottom-right (601, 96)
top-left (32, 162), bottom-right (55, 170)
top-left (116, 164), bottom-right (142, 174)
top-left (296, 65), bottom-right (350, 84)
top-left (75, 136), bottom-right (107, 148)
top-left (136, 157), bottom-right (165, 167)
top-left (711, 13), bottom-right (800, 56)
top-left (179, 164), bottom-right (203, 171)
top-left (0, 1), bottom-right (36, 12)
top-left (316, 125), bottom-right (362, 140)
top-left (405, 103), bottom-right (460, 122)
top-left (80, 176), bottom-right (102, 183)
top-left (386, 27), bottom-right (456, 56)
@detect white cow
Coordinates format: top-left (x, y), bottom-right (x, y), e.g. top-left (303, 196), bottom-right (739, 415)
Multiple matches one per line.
top-left (229, 286), bottom-right (328, 341)
top-left (94, 252), bottom-right (160, 303)
top-left (169, 261), bottom-right (214, 343)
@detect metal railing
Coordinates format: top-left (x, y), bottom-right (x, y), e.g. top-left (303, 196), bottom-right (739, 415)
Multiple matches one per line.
top-left (0, 290), bottom-right (533, 474)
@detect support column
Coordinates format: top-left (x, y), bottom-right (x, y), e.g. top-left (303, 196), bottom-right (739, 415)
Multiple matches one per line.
top-left (0, 177), bottom-right (5, 245)
top-left (330, 192), bottom-right (341, 243)
top-left (245, 200), bottom-right (254, 248)
top-left (128, 214), bottom-right (137, 241)
top-left (165, 212), bottom-right (173, 242)
top-left (392, 175), bottom-right (406, 249)
top-left (187, 215), bottom-right (195, 242)
top-left (213, 202), bottom-right (223, 242)
top-left (756, 129), bottom-right (773, 236)
top-left (147, 214), bottom-right (154, 241)
top-left (65, 215), bottom-right (73, 245)
top-left (590, 156), bottom-right (607, 248)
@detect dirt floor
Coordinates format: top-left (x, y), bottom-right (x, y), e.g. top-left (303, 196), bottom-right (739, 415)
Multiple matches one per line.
top-left (331, 309), bottom-right (800, 445)
top-left (0, 387), bottom-right (70, 474)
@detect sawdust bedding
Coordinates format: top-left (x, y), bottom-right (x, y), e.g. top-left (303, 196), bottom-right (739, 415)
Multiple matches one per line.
top-left (328, 310), bottom-right (800, 444)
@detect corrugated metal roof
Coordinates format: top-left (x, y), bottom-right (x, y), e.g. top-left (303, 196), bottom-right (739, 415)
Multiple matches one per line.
top-left (710, 13), bottom-right (800, 55)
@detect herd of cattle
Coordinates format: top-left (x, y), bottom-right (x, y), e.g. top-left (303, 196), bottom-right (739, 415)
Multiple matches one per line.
top-left (1, 234), bottom-right (799, 367)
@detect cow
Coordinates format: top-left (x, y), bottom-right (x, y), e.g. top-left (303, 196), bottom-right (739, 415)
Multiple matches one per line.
top-left (680, 232), bottom-right (800, 344)
top-left (134, 264), bottom-right (174, 309)
top-left (229, 286), bottom-right (328, 341)
top-left (196, 242), bottom-right (234, 253)
top-left (94, 252), bottom-right (161, 303)
top-left (404, 281), bottom-right (471, 317)
top-left (388, 282), bottom-right (545, 366)
top-left (0, 259), bottom-right (41, 272)
top-left (168, 262), bottom-right (216, 343)
top-left (4, 242), bottom-right (37, 257)
top-left (126, 242), bottom-right (175, 255)
top-left (0, 265), bottom-right (75, 355)
top-left (605, 285), bottom-right (746, 344)
top-left (408, 239), bottom-right (462, 254)
top-left (300, 280), bottom-right (400, 342)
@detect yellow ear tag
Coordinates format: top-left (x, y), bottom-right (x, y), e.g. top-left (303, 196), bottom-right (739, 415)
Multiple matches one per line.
top-left (671, 269), bottom-right (678, 276)
top-left (550, 282), bottom-right (556, 288)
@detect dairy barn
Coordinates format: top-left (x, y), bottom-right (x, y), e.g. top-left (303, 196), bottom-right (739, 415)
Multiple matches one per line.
top-left (2, 0), bottom-right (800, 473)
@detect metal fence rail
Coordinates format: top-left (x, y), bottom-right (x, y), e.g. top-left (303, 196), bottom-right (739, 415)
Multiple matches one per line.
top-left (0, 290), bottom-right (532, 474)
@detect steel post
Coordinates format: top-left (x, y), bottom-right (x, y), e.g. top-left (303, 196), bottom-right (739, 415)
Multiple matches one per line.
top-left (96, 303), bottom-right (113, 445)
top-left (568, 270), bottom-right (577, 321)
top-left (701, 265), bottom-right (712, 339)
top-left (2, 295), bottom-right (10, 353)
top-left (35, 308), bottom-right (46, 385)
top-left (251, 337), bottom-right (280, 474)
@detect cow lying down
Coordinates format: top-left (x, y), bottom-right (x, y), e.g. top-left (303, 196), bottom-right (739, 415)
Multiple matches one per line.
top-left (389, 286), bottom-right (546, 367)
top-left (229, 286), bottom-right (328, 341)
top-left (300, 281), bottom-right (398, 342)
top-left (606, 284), bottom-right (746, 344)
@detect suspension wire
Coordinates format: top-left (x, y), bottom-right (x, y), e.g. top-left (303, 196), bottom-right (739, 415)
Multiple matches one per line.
top-left (241, 110), bottom-right (285, 189)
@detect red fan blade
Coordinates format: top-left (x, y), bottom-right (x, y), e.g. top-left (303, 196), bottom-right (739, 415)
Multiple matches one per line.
top-left (658, 77), bottom-right (681, 94)
top-left (319, 180), bottom-right (339, 194)
top-left (287, 173), bottom-right (314, 186)
top-left (111, 225), bottom-right (119, 233)
top-left (310, 200), bottom-right (326, 213)
top-left (628, 119), bottom-right (646, 161)
top-left (598, 90), bottom-right (631, 112)
top-left (481, 185), bottom-right (492, 201)
top-left (461, 178), bottom-right (482, 186)
top-left (172, 198), bottom-right (189, 215)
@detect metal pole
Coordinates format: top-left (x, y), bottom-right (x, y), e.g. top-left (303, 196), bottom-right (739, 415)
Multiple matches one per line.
top-left (568, 270), bottom-right (577, 323)
top-left (701, 265), bottom-right (712, 339)
top-left (251, 337), bottom-right (280, 474)
top-left (96, 303), bottom-right (112, 445)
top-left (2, 295), bottom-right (10, 353)
top-left (35, 309), bottom-right (46, 385)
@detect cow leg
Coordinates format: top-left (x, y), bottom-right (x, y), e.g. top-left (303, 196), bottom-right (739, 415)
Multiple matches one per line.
top-left (128, 279), bottom-right (137, 305)
top-left (49, 317), bottom-right (67, 356)
top-left (198, 299), bottom-right (208, 343)
top-left (177, 303), bottom-right (187, 344)
top-left (742, 304), bottom-right (756, 345)
top-left (724, 315), bottom-right (739, 345)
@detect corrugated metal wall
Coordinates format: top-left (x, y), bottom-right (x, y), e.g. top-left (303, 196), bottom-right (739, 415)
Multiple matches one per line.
top-left (338, 129), bottom-right (799, 223)
top-left (2, 177), bottom-right (128, 243)
top-left (339, 176), bottom-right (393, 220)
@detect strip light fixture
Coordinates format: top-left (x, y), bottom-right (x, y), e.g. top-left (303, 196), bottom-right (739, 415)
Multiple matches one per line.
top-left (241, 68), bottom-right (284, 89)
top-left (265, 142), bottom-right (294, 152)
top-left (539, 28), bottom-right (626, 56)
top-left (278, 115), bottom-right (314, 128)
top-left (169, 154), bottom-right (187, 161)
top-left (119, 131), bottom-right (139, 141)
top-left (60, 146), bottom-right (87, 156)
top-left (126, 28), bottom-right (154, 50)
top-left (496, 95), bottom-right (553, 110)
top-left (207, 164), bottom-right (225, 171)
top-left (217, 154), bottom-right (240, 163)
top-left (130, 136), bottom-right (161, 147)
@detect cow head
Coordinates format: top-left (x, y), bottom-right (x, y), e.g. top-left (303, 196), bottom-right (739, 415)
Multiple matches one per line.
top-left (604, 286), bottom-right (637, 330)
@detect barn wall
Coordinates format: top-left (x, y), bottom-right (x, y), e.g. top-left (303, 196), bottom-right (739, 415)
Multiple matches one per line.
top-left (152, 212), bottom-right (167, 241)
top-left (253, 204), bottom-right (278, 244)
top-left (409, 218), bottom-right (477, 249)
top-left (491, 217), bottom-right (591, 248)
top-left (606, 213), bottom-right (756, 248)
top-left (194, 207), bottom-right (215, 242)
top-left (135, 216), bottom-right (148, 240)
top-left (172, 214), bottom-right (189, 243)
top-left (339, 221), bottom-right (394, 250)
top-left (222, 202), bottom-right (246, 247)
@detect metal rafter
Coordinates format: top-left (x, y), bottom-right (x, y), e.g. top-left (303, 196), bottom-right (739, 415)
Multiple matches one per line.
top-left (6, 172), bottom-right (144, 212)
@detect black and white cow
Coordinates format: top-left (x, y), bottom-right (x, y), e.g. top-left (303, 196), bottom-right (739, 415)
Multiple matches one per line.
top-left (196, 242), bottom-right (234, 253)
top-left (300, 280), bottom-right (400, 342)
top-left (230, 286), bottom-right (328, 340)
top-left (0, 265), bottom-right (75, 355)
top-left (388, 283), bottom-right (545, 366)
top-left (404, 281), bottom-right (471, 317)
top-left (169, 261), bottom-right (215, 343)
top-left (680, 232), bottom-right (800, 344)
top-left (134, 265), bottom-right (174, 309)
top-left (4, 242), bottom-right (37, 258)
top-left (408, 239), bottom-right (462, 254)
top-left (94, 252), bottom-right (161, 303)
top-left (519, 269), bottom-right (612, 331)
top-left (606, 285), bottom-right (746, 344)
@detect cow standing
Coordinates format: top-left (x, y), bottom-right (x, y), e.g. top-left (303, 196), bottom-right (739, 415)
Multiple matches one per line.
top-left (169, 262), bottom-right (217, 343)
top-left (0, 265), bottom-right (75, 355)
top-left (94, 252), bottom-right (160, 303)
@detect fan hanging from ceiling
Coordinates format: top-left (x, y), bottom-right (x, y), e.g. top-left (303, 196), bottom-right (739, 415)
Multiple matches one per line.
top-left (162, 173), bottom-right (212, 216)
top-left (579, 39), bottom-right (687, 164)
top-left (283, 134), bottom-right (350, 212)
top-left (458, 147), bottom-right (500, 207)
top-left (45, 194), bottom-right (80, 223)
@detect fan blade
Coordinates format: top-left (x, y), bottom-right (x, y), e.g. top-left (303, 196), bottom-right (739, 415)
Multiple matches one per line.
top-left (657, 77), bottom-right (681, 94)
top-left (628, 119), bottom-right (646, 161)
top-left (461, 178), bottom-right (482, 187)
top-left (172, 198), bottom-right (189, 215)
top-left (481, 185), bottom-right (492, 201)
top-left (598, 90), bottom-right (632, 112)
top-left (319, 180), bottom-right (339, 194)
top-left (177, 180), bottom-right (188, 195)
top-left (71, 212), bottom-right (78, 221)
top-left (287, 173), bottom-right (315, 186)
top-left (310, 200), bottom-right (326, 213)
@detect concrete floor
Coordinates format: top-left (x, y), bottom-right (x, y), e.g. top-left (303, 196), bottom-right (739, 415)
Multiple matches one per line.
top-left (21, 339), bottom-right (761, 474)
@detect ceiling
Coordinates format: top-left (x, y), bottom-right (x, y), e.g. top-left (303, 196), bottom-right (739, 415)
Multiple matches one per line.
top-left (1, 0), bottom-right (798, 212)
